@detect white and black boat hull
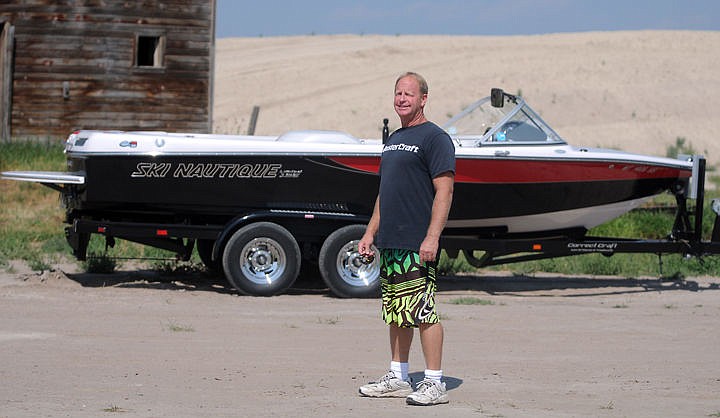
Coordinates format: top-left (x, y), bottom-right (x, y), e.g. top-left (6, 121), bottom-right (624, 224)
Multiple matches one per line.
top-left (54, 145), bottom-right (691, 239)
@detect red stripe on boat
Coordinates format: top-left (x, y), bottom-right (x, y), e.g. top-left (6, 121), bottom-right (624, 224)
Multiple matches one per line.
top-left (454, 160), bottom-right (691, 183)
top-left (327, 157), bottom-right (381, 174)
top-left (328, 156), bottom-right (690, 183)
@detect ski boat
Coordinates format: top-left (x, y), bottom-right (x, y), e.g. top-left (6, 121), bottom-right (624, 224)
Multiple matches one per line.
top-left (2, 88), bottom-right (693, 237)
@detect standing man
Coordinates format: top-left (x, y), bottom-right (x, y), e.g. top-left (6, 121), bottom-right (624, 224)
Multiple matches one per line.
top-left (358, 72), bottom-right (455, 406)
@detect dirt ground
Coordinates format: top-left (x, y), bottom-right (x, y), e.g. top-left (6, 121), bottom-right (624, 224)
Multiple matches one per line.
top-left (1, 264), bottom-right (719, 418)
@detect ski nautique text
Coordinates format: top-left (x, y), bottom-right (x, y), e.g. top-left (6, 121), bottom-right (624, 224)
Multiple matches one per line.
top-left (130, 162), bottom-right (303, 179)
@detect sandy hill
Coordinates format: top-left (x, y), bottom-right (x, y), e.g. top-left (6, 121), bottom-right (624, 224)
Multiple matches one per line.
top-left (213, 31), bottom-right (720, 165)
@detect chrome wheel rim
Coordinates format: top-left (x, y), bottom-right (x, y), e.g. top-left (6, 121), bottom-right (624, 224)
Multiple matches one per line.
top-left (239, 238), bottom-right (286, 285)
top-left (335, 240), bottom-right (380, 287)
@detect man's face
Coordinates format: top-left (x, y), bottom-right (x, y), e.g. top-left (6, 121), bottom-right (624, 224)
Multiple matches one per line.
top-left (394, 76), bottom-right (427, 121)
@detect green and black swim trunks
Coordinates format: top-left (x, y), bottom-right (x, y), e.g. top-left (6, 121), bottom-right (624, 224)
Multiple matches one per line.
top-left (379, 248), bottom-right (439, 328)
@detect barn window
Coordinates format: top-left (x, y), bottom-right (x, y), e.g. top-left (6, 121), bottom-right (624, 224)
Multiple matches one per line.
top-left (136, 35), bottom-right (165, 68)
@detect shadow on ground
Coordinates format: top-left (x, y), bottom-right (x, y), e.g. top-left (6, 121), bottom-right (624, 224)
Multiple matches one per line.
top-left (60, 264), bottom-right (720, 298)
top-left (408, 371), bottom-right (463, 391)
top-left (438, 273), bottom-right (720, 297)
top-left (64, 263), bottom-right (329, 296)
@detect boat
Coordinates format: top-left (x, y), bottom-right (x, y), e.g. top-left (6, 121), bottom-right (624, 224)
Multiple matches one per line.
top-left (4, 88), bottom-right (694, 235)
top-left (441, 89), bottom-right (693, 237)
top-left (1, 89), bottom-right (698, 297)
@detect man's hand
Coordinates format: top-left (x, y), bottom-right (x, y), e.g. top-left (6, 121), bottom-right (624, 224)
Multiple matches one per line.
top-left (358, 233), bottom-right (375, 257)
top-left (419, 236), bottom-right (439, 263)
top-left (420, 172), bottom-right (454, 263)
top-left (359, 197), bottom-right (380, 257)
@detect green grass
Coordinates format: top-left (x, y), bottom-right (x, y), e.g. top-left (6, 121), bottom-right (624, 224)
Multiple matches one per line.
top-left (448, 297), bottom-right (495, 306)
top-left (102, 405), bottom-right (127, 413)
top-left (0, 141), bottom-right (195, 270)
top-left (83, 252), bottom-right (118, 274)
top-left (437, 250), bottom-right (477, 275)
top-left (1, 141), bottom-right (69, 267)
top-left (0, 141), bottom-right (67, 171)
top-left (163, 319), bottom-right (195, 332)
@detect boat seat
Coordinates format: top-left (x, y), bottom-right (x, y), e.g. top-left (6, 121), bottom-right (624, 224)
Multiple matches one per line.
top-left (276, 130), bottom-right (361, 144)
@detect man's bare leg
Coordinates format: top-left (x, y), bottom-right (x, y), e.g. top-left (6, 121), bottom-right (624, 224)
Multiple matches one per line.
top-left (390, 324), bottom-right (413, 362)
top-left (358, 324), bottom-right (414, 397)
top-left (406, 322), bottom-right (449, 405)
top-left (419, 322), bottom-right (443, 370)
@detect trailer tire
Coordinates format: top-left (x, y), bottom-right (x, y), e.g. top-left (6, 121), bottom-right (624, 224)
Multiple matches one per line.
top-left (319, 225), bottom-right (380, 298)
top-left (222, 222), bottom-right (301, 296)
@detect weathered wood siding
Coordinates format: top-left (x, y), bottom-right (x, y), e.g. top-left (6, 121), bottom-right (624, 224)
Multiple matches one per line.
top-left (1, 21), bottom-right (14, 141)
top-left (0, 0), bottom-right (215, 141)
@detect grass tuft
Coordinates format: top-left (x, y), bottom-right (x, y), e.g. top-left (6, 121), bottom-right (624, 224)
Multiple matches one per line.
top-left (600, 400), bottom-right (615, 410)
top-left (102, 404), bottom-right (127, 413)
top-left (317, 316), bottom-right (341, 325)
top-left (153, 260), bottom-right (205, 275)
top-left (449, 297), bottom-right (495, 306)
top-left (83, 253), bottom-right (117, 274)
top-left (163, 319), bottom-right (195, 332)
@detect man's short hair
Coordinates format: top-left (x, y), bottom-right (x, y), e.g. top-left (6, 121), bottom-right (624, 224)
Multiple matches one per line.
top-left (396, 72), bottom-right (428, 95)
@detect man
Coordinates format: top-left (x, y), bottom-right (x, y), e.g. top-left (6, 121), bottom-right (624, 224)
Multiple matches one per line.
top-left (357, 72), bottom-right (455, 406)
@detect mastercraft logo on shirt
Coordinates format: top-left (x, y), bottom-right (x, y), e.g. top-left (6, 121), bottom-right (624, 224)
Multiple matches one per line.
top-left (382, 143), bottom-right (419, 153)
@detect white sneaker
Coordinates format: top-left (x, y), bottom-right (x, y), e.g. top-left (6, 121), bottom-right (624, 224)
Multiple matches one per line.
top-left (405, 378), bottom-right (449, 406)
top-left (358, 371), bottom-right (412, 398)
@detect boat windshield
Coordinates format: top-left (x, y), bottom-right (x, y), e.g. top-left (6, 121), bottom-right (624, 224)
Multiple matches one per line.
top-left (442, 93), bottom-right (565, 145)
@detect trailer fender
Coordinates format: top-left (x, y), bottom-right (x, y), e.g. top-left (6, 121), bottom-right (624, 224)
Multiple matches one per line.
top-left (211, 213), bottom-right (265, 262)
top-left (211, 210), bottom-right (370, 262)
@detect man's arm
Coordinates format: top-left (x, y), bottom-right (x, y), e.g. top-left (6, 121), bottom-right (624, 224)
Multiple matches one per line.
top-left (358, 196), bottom-right (380, 256)
top-left (419, 172), bottom-right (454, 263)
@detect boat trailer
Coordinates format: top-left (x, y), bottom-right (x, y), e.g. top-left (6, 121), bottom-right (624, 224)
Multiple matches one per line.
top-left (64, 156), bottom-right (720, 273)
top-left (39, 155), bottom-right (720, 297)
top-left (442, 156), bottom-right (720, 270)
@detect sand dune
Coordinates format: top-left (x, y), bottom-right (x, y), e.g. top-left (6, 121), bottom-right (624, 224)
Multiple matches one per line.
top-left (213, 31), bottom-right (720, 165)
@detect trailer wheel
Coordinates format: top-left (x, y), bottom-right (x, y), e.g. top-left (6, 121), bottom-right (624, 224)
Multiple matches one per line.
top-left (196, 239), bottom-right (221, 273)
top-left (319, 225), bottom-right (380, 298)
top-left (222, 222), bottom-right (301, 296)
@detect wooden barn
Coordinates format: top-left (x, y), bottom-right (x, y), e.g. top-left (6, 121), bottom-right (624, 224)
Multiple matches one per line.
top-left (0, 0), bottom-right (216, 142)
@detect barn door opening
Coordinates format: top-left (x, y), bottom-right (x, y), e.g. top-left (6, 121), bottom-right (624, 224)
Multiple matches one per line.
top-left (1, 21), bottom-right (14, 142)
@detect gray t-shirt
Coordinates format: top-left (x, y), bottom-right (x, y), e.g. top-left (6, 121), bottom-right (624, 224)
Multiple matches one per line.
top-left (375, 121), bottom-right (455, 251)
